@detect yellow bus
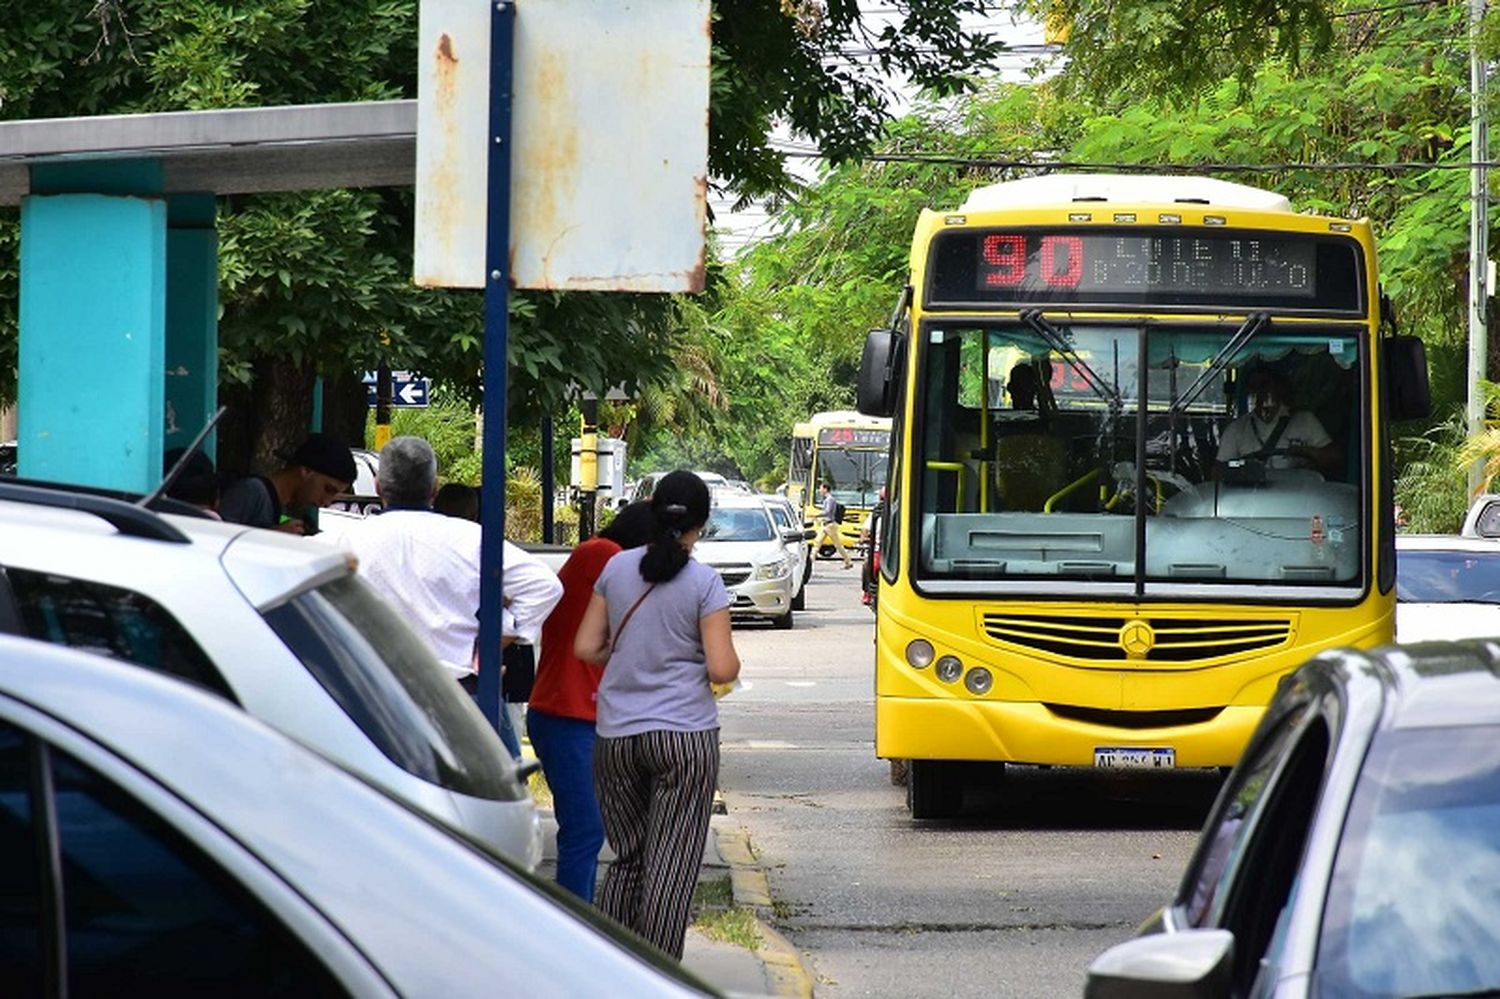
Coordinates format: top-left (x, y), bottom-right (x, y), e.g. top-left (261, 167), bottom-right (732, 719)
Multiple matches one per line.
top-left (787, 410), bottom-right (892, 554)
top-left (857, 174), bottom-right (1430, 817)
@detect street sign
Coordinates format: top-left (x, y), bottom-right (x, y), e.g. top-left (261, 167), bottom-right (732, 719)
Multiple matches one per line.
top-left (414, 0), bottom-right (710, 292)
top-left (362, 371), bottom-right (430, 408)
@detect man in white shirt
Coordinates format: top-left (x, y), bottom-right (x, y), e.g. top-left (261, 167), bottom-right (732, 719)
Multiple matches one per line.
top-left (1216, 368), bottom-right (1340, 477)
top-left (343, 437), bottom-right (562, 686)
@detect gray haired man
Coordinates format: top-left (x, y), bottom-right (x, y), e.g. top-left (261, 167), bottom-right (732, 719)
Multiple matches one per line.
top-left (343, 437), bottom-right (561, 750)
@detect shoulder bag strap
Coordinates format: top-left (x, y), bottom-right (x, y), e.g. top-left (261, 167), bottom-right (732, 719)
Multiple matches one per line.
top-left (610, 583), bottom-right (658, 655)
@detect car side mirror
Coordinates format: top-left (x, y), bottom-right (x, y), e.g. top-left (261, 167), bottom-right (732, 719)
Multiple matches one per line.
top-left (1084, 929), bottom-right (1233, 999)
top-left (1384, 335), bottom-right (1430, 421)
top-left (803, 529), bottom-right (818, 541)
top-left (781, 529), bottom-right (805, 543)
top-left (858, 329), bottom-right (905, 418)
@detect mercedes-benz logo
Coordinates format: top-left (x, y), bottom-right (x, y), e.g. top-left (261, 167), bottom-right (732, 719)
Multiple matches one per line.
top-left (1119, 620), bottom-right (1155, 658)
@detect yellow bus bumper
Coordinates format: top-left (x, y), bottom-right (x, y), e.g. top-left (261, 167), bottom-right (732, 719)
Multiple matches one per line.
top-left (876, 695), bottom-right (1264, 768)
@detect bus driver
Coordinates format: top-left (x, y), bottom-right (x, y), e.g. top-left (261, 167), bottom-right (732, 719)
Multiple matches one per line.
top-left (1216, 367), bottom-right (1340, 477)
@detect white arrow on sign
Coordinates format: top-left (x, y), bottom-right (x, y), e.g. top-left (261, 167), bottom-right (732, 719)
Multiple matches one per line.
top-left (396, 381), bottom-right (427, 405)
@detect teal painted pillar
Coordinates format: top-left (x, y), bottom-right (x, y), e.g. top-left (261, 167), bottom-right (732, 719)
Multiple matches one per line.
top-left (165, 195), bottom-right (219, 461)
top-left (18, 194), bottom-right (167, 492)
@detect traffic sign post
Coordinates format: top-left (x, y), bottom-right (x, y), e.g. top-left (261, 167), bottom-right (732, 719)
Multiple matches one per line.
top-left (475, 0), bottom-right (515, 732)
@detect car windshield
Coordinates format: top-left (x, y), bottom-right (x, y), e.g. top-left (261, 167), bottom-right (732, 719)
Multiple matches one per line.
top-left (262, 574), bottom-right (521, 801)
top-left (1397, 549), bottom-right (1500, 603)
top-left (1318, 725), bottom-right (1500, 996)
top-left (914, 322), bottom-right (1365, 594)
top-left (704, 508), bottom-right (773, 542)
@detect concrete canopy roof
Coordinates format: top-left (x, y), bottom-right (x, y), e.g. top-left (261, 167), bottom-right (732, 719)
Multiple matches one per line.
top-left (0, 100), bottom-right (416, 206)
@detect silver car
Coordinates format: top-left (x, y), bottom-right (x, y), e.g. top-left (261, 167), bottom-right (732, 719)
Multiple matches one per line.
top-left (696, 495), bottom-right (800, 629)
top-left (0, 634), bottom-right (717, 996)
top-left (0, 481), bottom-right (540, 868)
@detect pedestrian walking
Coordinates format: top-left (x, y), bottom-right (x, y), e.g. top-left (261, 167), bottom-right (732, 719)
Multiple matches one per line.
top-left (816, 481), bottom-right (854, 568)
top-left (574, 471), bottom-right (741, 958)
top-left (528, 501), bottom-right (655, 902)
top-left (341, 436), bottom-right (562, 702)
top-left (219, 431), bottom-right (357, 534)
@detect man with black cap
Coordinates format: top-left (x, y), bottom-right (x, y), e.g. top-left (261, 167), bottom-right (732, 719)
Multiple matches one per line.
top-left (219, 431), bottom-right (357, 534)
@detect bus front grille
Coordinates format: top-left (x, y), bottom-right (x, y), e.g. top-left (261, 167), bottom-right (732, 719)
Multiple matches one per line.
top-left (980, 613), bottom-right (1293, 663)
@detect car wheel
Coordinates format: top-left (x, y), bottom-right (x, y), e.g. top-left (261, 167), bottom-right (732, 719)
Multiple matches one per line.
top-left (773, 607), bottom-right (794, 630)
top-left (907, 760), bottom-right (963, 819)
top-left (791, 585), bottom-right (805, 611)
top-left (889, 758), bottom-right (909, 786)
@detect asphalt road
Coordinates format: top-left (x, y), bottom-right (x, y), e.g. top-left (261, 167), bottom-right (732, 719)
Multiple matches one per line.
top-left (718, 565), bottom-right (1226, 998)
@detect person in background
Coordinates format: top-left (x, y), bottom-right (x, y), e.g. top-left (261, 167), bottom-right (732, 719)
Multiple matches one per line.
top-left (342, 436), bottom-right (562, 707)
top-left (528, 501), bottom-right (655, 902)
top-left (434, 482), bottom-right (480, 521)
top-left (574, 471), bottom-right (741, 959)
top-left (163, 447), bottom-right (221, 519)
top-left (219, 432), bottom-right (356, 535)
top-left (815, 481), bottom-right (853, 569)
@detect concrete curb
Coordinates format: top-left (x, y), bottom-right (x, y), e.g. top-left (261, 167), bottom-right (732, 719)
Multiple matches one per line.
top-left (713, 826), bottom-right (815, 998)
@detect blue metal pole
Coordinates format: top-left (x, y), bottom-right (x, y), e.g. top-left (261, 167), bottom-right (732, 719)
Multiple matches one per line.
top-left (477, 0), bottom-right (515, 732)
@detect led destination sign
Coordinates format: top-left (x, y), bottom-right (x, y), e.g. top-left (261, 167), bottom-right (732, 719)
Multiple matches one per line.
top-left (818, 428), bottom-right (891, 448)
top-left (927, 229), bottom-right (1364, 312)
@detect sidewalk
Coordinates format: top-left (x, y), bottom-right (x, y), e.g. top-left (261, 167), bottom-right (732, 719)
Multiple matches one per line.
top-left (535, 810), bottom-right (813, 996)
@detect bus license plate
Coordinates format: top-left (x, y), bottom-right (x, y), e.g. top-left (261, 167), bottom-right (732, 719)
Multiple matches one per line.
top-left (1094, 747), bottom-right (1176, 769)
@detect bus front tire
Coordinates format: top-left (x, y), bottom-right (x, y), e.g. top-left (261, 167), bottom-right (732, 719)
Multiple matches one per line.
top-left (907, 760), bottom-right (963, 819)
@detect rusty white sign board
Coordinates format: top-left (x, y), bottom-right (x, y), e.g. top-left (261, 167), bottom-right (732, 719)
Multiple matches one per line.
top-left (414, 0), bottom-right (710, 292)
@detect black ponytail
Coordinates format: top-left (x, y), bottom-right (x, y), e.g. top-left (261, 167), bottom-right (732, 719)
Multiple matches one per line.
top-left (639, 470), bottom-right (711, 583)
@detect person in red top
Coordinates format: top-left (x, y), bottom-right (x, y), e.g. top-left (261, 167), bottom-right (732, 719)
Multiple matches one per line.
top-left (529, 502), bottom-right (654, 901)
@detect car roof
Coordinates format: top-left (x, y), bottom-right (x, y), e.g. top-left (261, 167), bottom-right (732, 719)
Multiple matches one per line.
top-left (0, 487), bottom-right (350, 609)
top-left (0, 635), bottom-right (711, 995)
top-left (1314, 640), bottom-right (1500, 733)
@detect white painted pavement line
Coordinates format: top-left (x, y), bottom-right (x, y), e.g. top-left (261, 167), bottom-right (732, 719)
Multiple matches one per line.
top-left (784, 681), bottom-right (817, 688)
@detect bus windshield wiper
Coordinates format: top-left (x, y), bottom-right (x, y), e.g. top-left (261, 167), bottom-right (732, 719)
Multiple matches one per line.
top-left (1172, 312), bottom-right (1270, 414)
top-left (1019, 309), bottom-right (1122, 414)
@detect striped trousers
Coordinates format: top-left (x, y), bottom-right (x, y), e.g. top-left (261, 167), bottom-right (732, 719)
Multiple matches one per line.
top-left (593, 728), bottom-right (719, 959)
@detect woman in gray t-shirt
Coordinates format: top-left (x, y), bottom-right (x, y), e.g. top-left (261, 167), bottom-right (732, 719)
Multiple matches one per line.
top-left (574, 470), bottom-right (740, 959)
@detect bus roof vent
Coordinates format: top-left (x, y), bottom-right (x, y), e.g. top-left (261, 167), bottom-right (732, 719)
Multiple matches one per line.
top-left (959, 174), bottom-right (1293, 213)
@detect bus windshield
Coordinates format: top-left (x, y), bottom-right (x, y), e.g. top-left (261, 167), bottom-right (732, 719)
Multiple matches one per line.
top-left (914, 321), bottom-right (1365, 593)
top-left (816, 447), bottom-right (889, 509)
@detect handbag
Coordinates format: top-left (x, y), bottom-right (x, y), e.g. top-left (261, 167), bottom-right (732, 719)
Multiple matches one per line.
top-left (609, 584), bottom-right (657, 655)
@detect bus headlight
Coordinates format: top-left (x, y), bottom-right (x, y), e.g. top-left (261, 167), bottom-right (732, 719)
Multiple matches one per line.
top-left (906, 640), bottom-right (935, 668)
top-left (935, 656), bottom-right (963, 683)
top-left (964, 667), bottom-right (993, 695)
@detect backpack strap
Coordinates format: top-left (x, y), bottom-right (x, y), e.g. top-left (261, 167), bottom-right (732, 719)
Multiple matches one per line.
top-left (609, 584), bottom-right (658, 655)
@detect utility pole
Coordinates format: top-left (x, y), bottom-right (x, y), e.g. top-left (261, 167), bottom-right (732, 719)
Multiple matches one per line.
top-left (1470, 0), bottom-right (1490, 496)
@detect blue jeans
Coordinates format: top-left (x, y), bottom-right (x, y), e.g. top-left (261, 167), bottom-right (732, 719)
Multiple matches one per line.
top-left (527, 709), bottom-right (604, 903)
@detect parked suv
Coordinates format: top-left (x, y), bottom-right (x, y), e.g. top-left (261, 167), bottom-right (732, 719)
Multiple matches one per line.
top-left (0, 480), bottom-right (541, 868)
top-left (695, 494), bottom-right (801, 629)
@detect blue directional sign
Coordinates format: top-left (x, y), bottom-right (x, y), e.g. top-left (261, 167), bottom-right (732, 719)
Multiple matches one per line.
top-left (363, 371), bottom-right (430, 408)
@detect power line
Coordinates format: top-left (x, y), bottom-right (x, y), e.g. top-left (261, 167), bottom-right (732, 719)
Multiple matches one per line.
top-left (774, 148), bottom-right (1500, 174)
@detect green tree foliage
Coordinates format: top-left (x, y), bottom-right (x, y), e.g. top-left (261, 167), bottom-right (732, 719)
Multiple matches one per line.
top-left (1034, 0), bottom-right (1335, 100)
top-left (0, 0), bottom-right (1003, 473)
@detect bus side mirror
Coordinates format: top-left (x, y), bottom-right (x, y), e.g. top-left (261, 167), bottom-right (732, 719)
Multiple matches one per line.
top-left (858, 330), bottom-right (904, 418)
top-left (1385, 335), bottom-right (1431, 422)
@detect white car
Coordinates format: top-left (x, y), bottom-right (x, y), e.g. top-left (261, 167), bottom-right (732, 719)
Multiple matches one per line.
top-left (1395, 534), bottom-right (1500, 642)
top-left (0, 635), bottom-right (717, 996)
top-left (695, 495), bottom-right (800, 629)
top-left (0, 480), bottom-right (541, 868)
top-left (761, 494), bottom-right (812, 610)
